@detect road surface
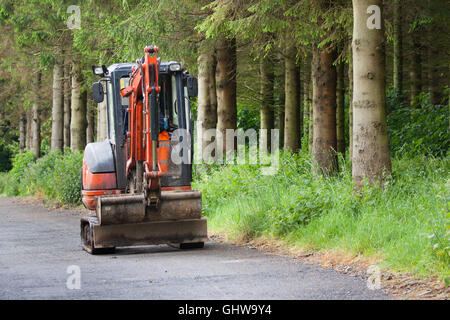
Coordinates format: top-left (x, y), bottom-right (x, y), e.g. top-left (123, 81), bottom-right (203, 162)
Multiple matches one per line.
top-left (0, 197), bottom-right (389, 299)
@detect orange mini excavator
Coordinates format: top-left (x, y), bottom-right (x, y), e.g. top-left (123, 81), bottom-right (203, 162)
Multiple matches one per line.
top-left (80, 46), bottom-right (207, 254)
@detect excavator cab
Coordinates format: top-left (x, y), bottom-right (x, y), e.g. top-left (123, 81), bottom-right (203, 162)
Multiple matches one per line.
top-left (81, 51), bottom-right (206, 254)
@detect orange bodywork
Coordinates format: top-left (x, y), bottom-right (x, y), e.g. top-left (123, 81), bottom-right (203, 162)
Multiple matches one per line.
top-left (161, 186), bottom-right (192, 192)
top-left (157, 130), bottom-right (170, 175)
top-left (82, 162), bottom-right (117, 190)
top-left (82, 189), bottom-right (124, 211)
top-left (81, 161), bottom-right (123, 210)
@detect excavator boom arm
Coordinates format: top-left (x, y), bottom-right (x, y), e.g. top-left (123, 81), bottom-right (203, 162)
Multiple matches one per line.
top-left (121, 46), bottom-right (162, 192)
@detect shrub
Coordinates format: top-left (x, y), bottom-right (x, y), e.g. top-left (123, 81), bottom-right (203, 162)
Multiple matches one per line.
top-left (0, 172), bottom-right (12, 195)
top-left (23, 151), bottom-right (63, 197)
top-left (53, 151), bottom-right (83, 205)
top-left (7, 152), bottom-right (35, 195)
top-left (237, 107), bottom-right (260, 131)
top-left (387, 91), bottom-right (449, 157)
top-left (2, 151), bottom-right (83, 205)
top-left (9, 152), bottom-right (35, 181)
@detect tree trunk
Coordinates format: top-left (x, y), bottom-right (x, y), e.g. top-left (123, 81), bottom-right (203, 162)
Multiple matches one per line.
top-left (278, 110), bottom-right (285, 150)
top-left (307, 59), bottom-right (314, 153)
top-left (96, 87), bottom-right (108, 142)
top-left (348, 43), bottom-right (354, 161)
top-left (260, 55), bottom-right (275, 151)
top-left (197, 47), bottom-right (217, 160)
top-left (86, 94), bottom-right (95, 144)
top-left (70, 61), bottom-right (87, 151)
top-left (303, 57), bottom-right (311, 138)
top-left (393, 0), bottom-right (403, 93)
top-left (284, 42), bottom-right (300, 151)
top-left (427, 45), bottom-right (441, 105)
top-left (426, 0), bottom-right (442, 105)
top-left (215, 37), bottom-right (237, 153)
top-left (63, 58), bottom-right (71, 149)
top-left (352, 0), bottom-right (392, 187)
top-left (81, 90), bottom-right (88, 147)
top-left (308, 102), bottom-right (313, 153)
top-left (51, 47), bottom-right (64, 152)
top-left (409, 31), bottom-right (422, 105)
top-left (19, 112), bottom-right (26, 154)
top-left (31, 69), bottom-right (42, 158)
top-left (26, 109), bottom-right (32, 151)
top-left (312, 44), bottom-right (338, 174)
top-left (296, 65), bottom-right (303, 146)
top-left (276, 51), bottom-right (285, 149)
top-left (336, 61), bottom-right (345, 154)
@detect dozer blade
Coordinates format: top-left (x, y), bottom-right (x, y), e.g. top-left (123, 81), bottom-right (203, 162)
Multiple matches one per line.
top-left (84, 217), bottom-right (207, 249)
top-left (96, 190), bottom-right (203, 225)
top-left (82, 190), bottom-right (207, 251)
top-left (96, 194), bottom-right (147, 225)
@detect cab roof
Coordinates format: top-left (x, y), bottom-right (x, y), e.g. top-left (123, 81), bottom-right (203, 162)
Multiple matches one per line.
top-left (107, 61), bottom-right (181, 75)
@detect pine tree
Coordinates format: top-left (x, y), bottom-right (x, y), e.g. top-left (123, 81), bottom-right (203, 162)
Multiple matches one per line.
top-left (352, 0), bottom-right (392, 186)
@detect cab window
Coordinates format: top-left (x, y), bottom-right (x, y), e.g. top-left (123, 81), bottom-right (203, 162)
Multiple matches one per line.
top-left (106, 81), bottom-right (115, 143)
top-left (159, 74), bottom-right (179, 132)
top-left (120, 76), bottom-right (130, 136)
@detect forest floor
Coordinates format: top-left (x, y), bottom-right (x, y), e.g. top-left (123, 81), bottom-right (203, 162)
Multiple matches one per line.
top-left (1, 195), bottom-right (448, 300)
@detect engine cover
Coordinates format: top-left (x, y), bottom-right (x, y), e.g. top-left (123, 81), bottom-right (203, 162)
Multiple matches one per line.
top-left (82, 141), bottom-right (121, 210)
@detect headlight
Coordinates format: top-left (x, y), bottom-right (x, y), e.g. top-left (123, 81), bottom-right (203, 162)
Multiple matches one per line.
top-left (93, 66), bottom-right (103, 75)
top-left (169, 63), bottom-right (182, 72)
top-left (92, 65), bottom-right (108, 76)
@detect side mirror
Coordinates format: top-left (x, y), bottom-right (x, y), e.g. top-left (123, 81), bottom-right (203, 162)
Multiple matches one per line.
top-left (92, 82), bottom-right (104, 103)
top-left (186, 76), bottom-right (198, 98)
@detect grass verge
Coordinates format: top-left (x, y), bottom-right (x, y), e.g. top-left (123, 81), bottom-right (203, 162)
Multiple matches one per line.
top-left (193, 152), bottom-right (450, 281)
top-left (0, 150), bottom-right (83, 205)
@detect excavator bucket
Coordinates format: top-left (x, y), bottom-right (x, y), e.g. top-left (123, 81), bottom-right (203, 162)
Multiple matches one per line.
top-left (81, 190), bottom-right (207, 254)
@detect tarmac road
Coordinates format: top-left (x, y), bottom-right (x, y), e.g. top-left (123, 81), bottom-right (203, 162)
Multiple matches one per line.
top-left (0, 197), bottom-right (390, 300)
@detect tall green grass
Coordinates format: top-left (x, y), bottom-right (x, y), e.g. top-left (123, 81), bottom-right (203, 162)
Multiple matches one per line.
top-left (0, 150), bottom-right (83, 205)
top-left (194, 152), bottom-right (450, 278)
top-left (0, 172), bottom-right (12, 196)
